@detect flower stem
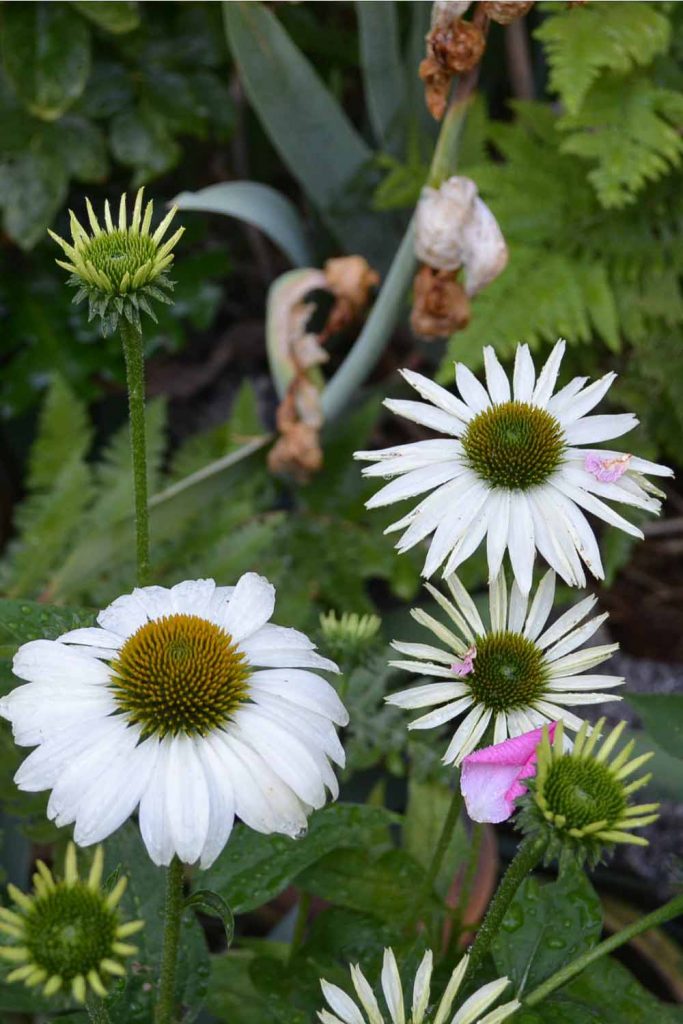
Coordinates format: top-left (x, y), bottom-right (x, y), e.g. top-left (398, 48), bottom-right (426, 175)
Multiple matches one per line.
top-left (525, 890), bottom-right (683, 1008)
top-left (86, 997), bottom-right (112, 1023)
top-left (289, 890), bottom-right (312, 963)
top-left (120, 319), bottom-right (151, 587)
top-left (415, 783), bottom-right (464, 924)
top-left (466, 833), bottom-right (547, 978)
top-left (154, 857), bottom-right (184, 1024)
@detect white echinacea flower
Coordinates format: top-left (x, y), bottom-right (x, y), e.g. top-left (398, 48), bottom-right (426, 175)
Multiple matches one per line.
top-left (355, 340), bottom-right (672, 593)
top-left (0, 574), bottom-right (347, 869)
top-left (319, 948), bottom-right (519, 1024)
top-left (387, 569), bottom-right (622, 765)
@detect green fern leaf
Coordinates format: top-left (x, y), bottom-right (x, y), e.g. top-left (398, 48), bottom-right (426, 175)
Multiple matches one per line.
top-left (559, 74), bottom-right (683, 207)
top-left (535, 1), bottom-right (670, 115)
top-left (27, 376), bottom-right (92, 490)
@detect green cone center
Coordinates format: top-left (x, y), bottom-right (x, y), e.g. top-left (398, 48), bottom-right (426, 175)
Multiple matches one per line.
top-left (467, 631), bottom-right (548, 711)
top-left (544, 757), bottom-right (626, 830)
top-left (110, 613), bottom-right (251, 738)
top-left (25, 885), bottom-right (117, 982)
top-left (462, 400), bottom-right (565, 490)
top-left (81, 230), bottom-right (157, 290)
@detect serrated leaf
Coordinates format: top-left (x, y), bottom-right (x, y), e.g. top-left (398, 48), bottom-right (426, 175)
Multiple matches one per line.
top-left (1, 2), bottom-right (91, 120)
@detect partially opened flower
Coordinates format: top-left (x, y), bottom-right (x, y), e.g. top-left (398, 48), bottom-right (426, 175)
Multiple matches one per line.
top-left (0, 843), bottom-right (143, 1003)
top-left (387, 568), bottom-right (622, 765)
top-left (0, 574), bottom-right (347, 868)
top-left (519, 718), bottom-right (660, 866)
top-left (461, 723), bottom-right (557, 823)
top-left (318, 948), bottom-right (519, 1024)
top-left (355, 340), bottom-right (672, 593)
top-left (49, 188), bottom-right (184, 335)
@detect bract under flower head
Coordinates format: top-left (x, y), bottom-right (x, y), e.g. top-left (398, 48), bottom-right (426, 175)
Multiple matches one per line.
top-left (461, 722), bottom-right (557, 823)
top-left (0, 843), bottom-right (142, 1003)
top-left (518, 718), bottom-right (660, 866)
top-left (318, 948), bottom-right (519, 1024)
top-left (319, 610), bottom-right (381, 665)
top-left (0, 574), bottom-right (348, 868)
top-left (49, 188), bottom-right (184, 335)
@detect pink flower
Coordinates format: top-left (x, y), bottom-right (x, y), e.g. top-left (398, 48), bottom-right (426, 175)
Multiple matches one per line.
top-left (460, 723), bottom-right (557, 823)
top-left (451, 644), bottom-right (477, 677)
top-left (584, 452), bottom-right (631, 484)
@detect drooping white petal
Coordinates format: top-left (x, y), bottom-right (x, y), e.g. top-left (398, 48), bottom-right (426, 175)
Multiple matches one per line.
top-left (422, 482), bottom-right (489, 577)
top-left (165, 735), bottom-right (211, 865)
top-left (446, 574), bottom-right (486, 635)
top-left (485, 490), bottom-right (511, 581)
top-left (507, 579), bottom-right (528, 633)
top-left (73, 735), bottom-right (157, 846)
top-left (234, 708), bottom-right (327, 807)
top-left (196, 736), bottom-right (236, 869)
top-left (366, 462), bottom-right (464, 510)
top-left (506, 492), bottom-right (536, 595)
top-left (139, 740), bottom-right (175, 866)
top-left (443, 706), bottom-right (491, 765)
top-left (249, 669), bottom-right (348, 725)
top-left (489, 569), bottom-right (507, 632)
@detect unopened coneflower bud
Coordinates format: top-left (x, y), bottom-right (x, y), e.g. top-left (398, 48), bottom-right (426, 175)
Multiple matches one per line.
top-left (414, 175), bottom-right (508, 295)
top-left (410, 265), bottom-right (471, 340)
top-left (0, 844), bottom-right (143, 1004)
top-left (319, 610), bottom-right (381, 666)
top-left (518, 719), bottom-right (660, 867)
top-left (49, 188), bottom-right (184, 336)
top-left (482, 0), bottom-right (534, 25)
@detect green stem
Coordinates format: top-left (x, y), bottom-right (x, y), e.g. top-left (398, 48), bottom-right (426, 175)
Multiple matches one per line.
top-left (154, 857), bottom-right (184, 1024)
top-left (525, 890), bottom-right (683, 1008)
top-left (321, 97), bottom-right (471, 422)
top-left (86, 996), bottom-right (112, 1023)
top-left (289, 891), bottom-right (312, 963)
top-left (448, 821), bottom-right (484, 953)
top-left (466, 833), bottom-right (547, 979)
top-left (415, 784), bottom-right (463, 922)
top-left (120, 319), bottom-right (150, 586)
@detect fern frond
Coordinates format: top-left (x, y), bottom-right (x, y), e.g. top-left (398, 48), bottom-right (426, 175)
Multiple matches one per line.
top-left (27, 376), bottom-right (92, 490)
top-left (559, 74), bottom-right (683, 208)
top-left (535, 1), bottom-right (670, 115)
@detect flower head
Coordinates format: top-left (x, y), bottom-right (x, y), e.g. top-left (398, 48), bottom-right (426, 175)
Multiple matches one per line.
top-left (49, 188), bottom-right (184, 335)
top-left (387, 568), bottom-right (622, 765)
top-left (518, 718), bottom-right (660, 866)
top-left (461, 723), bottom-right (557, 823)
top-left (319, 610), bottom-right (381, 665)
top-left (0, 843), bottom-right (142, 1003)
top-left (355, 340), bottom-right (672, 594)
top-left (318, 948), bottom-right (519, 1024)
top-left (0, 573), bottom-right (348, 868)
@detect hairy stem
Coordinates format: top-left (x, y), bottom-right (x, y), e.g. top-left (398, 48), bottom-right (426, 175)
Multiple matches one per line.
top-left (466, 833), bottom-right (547, 978)
top-left (86, 997), bottom-right (112, 1024)
top-left (525, 890), bottom-right (683, 1008)
top-left (154, 857), bottom-right (184, 1024)
top-left (120, 319), bottom-right (151, 586)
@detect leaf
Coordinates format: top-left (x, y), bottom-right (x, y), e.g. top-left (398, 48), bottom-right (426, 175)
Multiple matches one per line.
top-left (207, 950), bottom-right (268, 1024)
top-left (298, 848), bottom-right (426, 926)
top-left (1, 2), bottom-right (91, 120)
top-left (404, 778), bottom-right (468, 900)
top-left (174, 181), bottom-right (313, 267)
top-left (535, 2), bottom-right (670, 115)
top-left (626, 693), bottom-right (683, 761)
top-left (202, 803), bottom-right (395, 914)
top-left (70, 1), bottom-right (140, 34)
top-left (223, 1), bottom-right (398, 266)
top-left (186, 889), bottom-right (235, 948)
top-left (357, 1), bottom-right (405, 153)
top-left (491, 862), bottom-right (603, 998)
top-left (0, 600), bottom-right (94, 648)
top-left (110, 104), bottom-right (181, 183)
top-left (0, 146), bottom-right (68, 248)
top-left (43, 115), bottom-right (109, 182)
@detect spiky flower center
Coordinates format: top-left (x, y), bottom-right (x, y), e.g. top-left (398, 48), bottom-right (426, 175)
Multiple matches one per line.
top-left (543, 758), bottom-right (626, 831)
top-left (24, 886), bottom-right (117, 983)
top-left (80, 230), bottom-right (158, 292)
top-left (467, 631), bottom-right (547, 711)
top-left (462, 401), bottom-right (565, 490)
top-left (110, 614), bottom-right (251, 738)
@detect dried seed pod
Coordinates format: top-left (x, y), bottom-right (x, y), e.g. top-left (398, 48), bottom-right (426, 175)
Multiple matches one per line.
top-left (419, 56), bottom-right (453, 121)
top-left (268, 422), bottom-right (323, 482)
top-left (430, 18), bottom-right (486, 75)
top-left (410, 265), bottom-right (471, 340)
top-left (481, 1), bottom-right (534, 25)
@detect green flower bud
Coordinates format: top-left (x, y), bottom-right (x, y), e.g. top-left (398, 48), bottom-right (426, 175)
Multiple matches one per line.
top-left (319, 610), bottom-right (381, 666)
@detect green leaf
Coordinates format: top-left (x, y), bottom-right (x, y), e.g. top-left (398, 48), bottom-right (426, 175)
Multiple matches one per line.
top-left (0, 146), bottom-right (68, 248)
top-left (70, 1), bottom-right (140, 34)
top-left (492, 863), bottom-right (603, 997)
top-left (207, 950), bottom-right (268, 1024)
top-left (626, 693), bottom-right (683, 761)
top-left (174, 181), bottom-right (313, 267)
top-left (357, 1), bottom-right (405, 153)
top-left (535, 2), bottom-right (670, 115)
top-left (223, 1), bottom-right (397, 266)
top-left (110, 104), bottom-right (180, 184)
top-left (0, 599), bottom-right (94, 648)
top-left (298, 848), bottom-right (426, 925)
top-left (1, 2), bottom-right (91, 120)
top-left (43, 115), bottom-right (109, 182)
top-left (202, 803), bottom-right (395, 914)
top-left (186, 889), bottom-right (235, 948)
top-left (404, 778), bottom-right (468, 900)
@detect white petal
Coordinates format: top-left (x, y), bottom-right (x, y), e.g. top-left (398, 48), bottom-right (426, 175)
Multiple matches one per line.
top-left (483, 347), bottom-right (511, 404)
top-left (547, 644), bottom-right (618, 677)
top-left (196, 737), bottom-right (236, 869)
top-left (544, 691), bottom-right (621, 706)
top-left (493, 711), bottom-right (508, 745)
top-left (546, 375), bottom-right (589, 418)
top-left (97, 591), bottom-right (150, 636)
top-left (507, 492), bottom-right (536, 595)
top-left (422, 483), bottom-right (489, 577)
top-left (560, 466), bottom-right (657, 512)
top-left (544, 613), bottom-right (608, 662)
top-left (12, 639), bottom-right (112, 687)
top-left (452, 978), bottom-right (511, 1024)
top-left (445, 574), bottom-right (486, 635)
top-left (390, 660), bottom-right (464, 679)
top-left (390, 641), bottom-right (454, 665)
top-left (249, 669), bottom-right (348, 725)
top-left (130, 585), bottom-right (175, 621)
top-left (74, 736), bottom-right (156, 846)
top-left (14, 716), bottom-right (122, 792)
top-left (221, 572), bottom-right (276, 642)
top-left (384, 399), bottom-right (464, 437)
top-left (58, 627), bottom-right (123, 652)
top-left (532, 339), bottom-right (565, 408)
top-left (234, 708), bottom-right (327, 807)
top-left (456, 363), bottom-right (491, 414)
top-left (363, 441), bottom-right (464, 478)
top-left (171, 578), bottom-right (216, 616)
top-left (165, 736), bottom-right (210, 864)
top-left (381, 949), bottom-right (405, 1024)
top-left (351, 964), bottom-right (384, 1024)
top-left (449, 706), bottom-right (492, 765)
top-left (530, 490), bottom-right (586, 587)
top-left (408, 696), bottom-right (474, 730)
top-left (442, 706), bottom-right (483, 765)
top-left (512, 344), bottom-right (535, 402)
top-left (246, 692), bottom-right (345, 768)
top-left (489, 568), bottom-right (507, 632)
top-left (4, 685), bottom-right (116, 747)
top-left (547, 674), bottom-right (623, 692)
top-left (485, 490), bottom-right (511, 581)
top-left (532, 700), bottom-right (591, 732)
top-left (400, 368), bottom-right (474, 422)
top-left (366, 462), bottom-right (464, 509)
top-left (547, 483), bottom-right (605, 580)
top-left (564, 413), bottom-right (637, 445)
top-left (442, 501), bottom-right (490, 577)
top-left (507, 579), bottom-right (528, 633)
top-left (241, 644), bottom-right (338, 673)
top-left (536, 594), bottom-right (597, 650)
top-left (139, 741), bottom-right (175, 866)
top-left (523, 570), bottom-right (556, 640)
top-left (321, 981), bottom-right (364, 1024)
top-left (555, 373), bottom-right (616, 426)
top-left (412, 950), bottom-right (433, 1024)
top-left (391, 478), bottom-right (468, 550)
top-left (552, 478), bottom-right (643, 540)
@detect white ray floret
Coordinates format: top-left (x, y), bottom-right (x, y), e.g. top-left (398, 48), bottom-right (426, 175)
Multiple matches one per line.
top-left (318, 948), bottom-right (519, 1024)
top-left (387, 569), bottom-right (623, 765)
top-left (0, 574), bottom-right (347, 869)
top-left (355, 340), bottom-right (672, 593)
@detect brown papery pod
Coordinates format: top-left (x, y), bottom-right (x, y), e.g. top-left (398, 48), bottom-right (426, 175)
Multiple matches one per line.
top-left (481, 1), bottom-right (534, 25)
top-left (410, 265), bottom-right (472, 341)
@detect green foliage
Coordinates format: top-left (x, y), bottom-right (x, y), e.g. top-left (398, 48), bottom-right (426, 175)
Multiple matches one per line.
top-left (404, 777), bottom-right (468, 900)
top-left (626, 693), bottom-right (683, 761)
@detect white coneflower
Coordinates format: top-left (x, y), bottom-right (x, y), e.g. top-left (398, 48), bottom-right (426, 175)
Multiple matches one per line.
top-left (387, 568), bottom-right (622, 765)
top-left (319, 948), bottom-right (519, 1024)
top-left (0, 574), bottom-right (347, 868)
top-left (355, 340), bottom-right (672, 594)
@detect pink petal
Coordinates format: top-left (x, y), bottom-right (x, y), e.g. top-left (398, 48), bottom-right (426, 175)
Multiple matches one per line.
top-left (584, 453), bottom-right (631, 484)
top-left (460, 723), bottom-right (557, 823)
top-left (451, 645), bottom-right (477, 677)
